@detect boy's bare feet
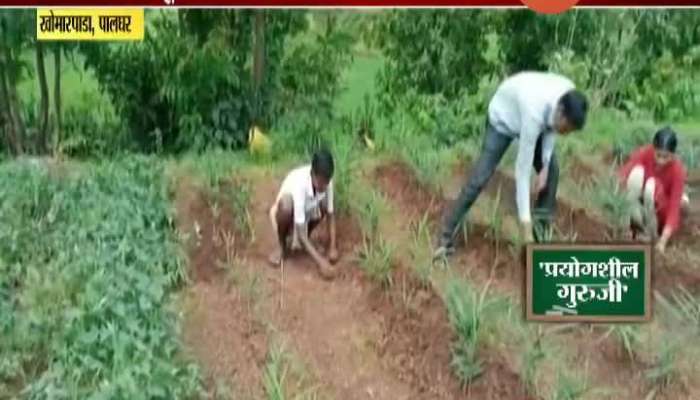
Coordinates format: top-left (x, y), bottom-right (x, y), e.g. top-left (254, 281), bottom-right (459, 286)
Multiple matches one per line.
top-left (268, 249), bottom-right (283, 268)
top-left (328, 248), bottom-right (339, 264)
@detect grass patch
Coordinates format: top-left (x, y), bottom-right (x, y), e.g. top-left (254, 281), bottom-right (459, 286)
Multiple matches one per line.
top-left (359, 236), bottom-right (396, 288)
top-left (263, 341), bottom-right (321, 400)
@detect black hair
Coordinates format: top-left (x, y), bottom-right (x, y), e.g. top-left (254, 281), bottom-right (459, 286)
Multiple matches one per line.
top-left (311, 148), bottom-right (334, 181)
top-left (653, 127), bottom-right (678, 153)
top-left (558, 90), bottom-right (588, 130)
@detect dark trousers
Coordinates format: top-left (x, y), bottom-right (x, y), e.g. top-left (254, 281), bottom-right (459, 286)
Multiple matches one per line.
top-left (439, 121), bottom-right (559, 246)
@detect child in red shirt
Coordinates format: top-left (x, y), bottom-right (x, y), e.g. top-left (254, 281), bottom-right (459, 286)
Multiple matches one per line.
top-left (619, 127), bottom-right (689, 253)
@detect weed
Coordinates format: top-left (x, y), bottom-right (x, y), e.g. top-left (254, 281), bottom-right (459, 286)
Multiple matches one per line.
top-left (359, 236), bottom-right (395, 288)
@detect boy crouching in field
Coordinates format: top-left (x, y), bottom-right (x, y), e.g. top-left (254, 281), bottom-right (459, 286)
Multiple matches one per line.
top-left (268, 149), bottom-right (339, 279)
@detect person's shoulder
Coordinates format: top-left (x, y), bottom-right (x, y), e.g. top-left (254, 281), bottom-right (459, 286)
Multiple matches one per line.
top-left (671, 158), bottom-right (687, 178)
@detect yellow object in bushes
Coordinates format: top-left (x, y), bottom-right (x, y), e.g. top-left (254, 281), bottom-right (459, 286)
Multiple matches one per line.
top-left (362, 133), bottom-right (375, 151)
top-left (248, 125), bottom-right (271, 155)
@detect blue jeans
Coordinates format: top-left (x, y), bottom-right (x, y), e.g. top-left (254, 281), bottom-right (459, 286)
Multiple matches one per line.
top-left (439, 121), bottom-right (559, 246)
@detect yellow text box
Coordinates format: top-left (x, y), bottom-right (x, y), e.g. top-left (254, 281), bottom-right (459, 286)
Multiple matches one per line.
top-left (37, 8), bottom-right (144, 41)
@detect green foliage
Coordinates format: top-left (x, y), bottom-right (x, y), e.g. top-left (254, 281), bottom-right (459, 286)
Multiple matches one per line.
top-left (0, 157), bottom-right (203, 397)
top-left (359, 236), bottom-right (395, 288)
top-left (588, 170), bottom-right (633, 239)
top-left (503, 10), bottom-right (700, 119)
top-left (645, 340), bottom-right (679, 389)
top-left (353, 187), bottom-right (395, 288)
top-left (408, 212), bottom-right (434, 286)
top-left (264, 344), bottom-right (289, 400)
top-left (80, 10), bottom-right (315, 153)
top-left (445, 280), bottom-right (492, 387)
top-left (551, 369), bottom-right (588, 400)
top-left (521, 334), bottom-right (546, 394)
top-left (605, 325), bottom-right (641, 362)
top-left (374, 10), bottom-right (491, 109)
top-left (263, 341), bottom-right (321, 400)
top-left (59, 90), bottom-right (126, 158)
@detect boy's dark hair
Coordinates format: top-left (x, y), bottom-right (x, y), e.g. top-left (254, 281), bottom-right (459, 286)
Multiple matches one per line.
top-left (653, 126), bottom-right (678, 153)
top-left (311, 148), bottom-right (334, 181)
top-left (558, 90), bottom-right (588, 130)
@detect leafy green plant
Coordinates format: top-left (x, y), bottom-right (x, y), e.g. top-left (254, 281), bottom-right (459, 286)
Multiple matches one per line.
top-left (264, 343), bottom-right (289, 400)
top-left (359, 236), bottom-right (395, 288)
top-left (486, 184), bottom-right (503, 244)
top-left (0, 156), bottom-right (203, 397)
top-left (445, 280), bottom-right (491, 387)
top-left (409, 212), bottom-right (434, 287)
top-left (588, 172), bottom-right (631, 239)
top-left (354, 189), bottom-right (385, 243)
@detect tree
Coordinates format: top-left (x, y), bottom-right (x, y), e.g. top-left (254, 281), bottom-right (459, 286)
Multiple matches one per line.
top-left (373, 10), bottom-right (492, 114)
top-left (53, 45), bottom-right (62, 155)
top-left (35, 39), bottom-right (50, 153)
top-left (0, 10), bottom-right (33, 155)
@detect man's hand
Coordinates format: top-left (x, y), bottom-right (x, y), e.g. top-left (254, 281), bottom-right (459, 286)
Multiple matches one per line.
top-left (535, 168), bottom-right (548, 195)
top-left (521, 221), bottom-right (534, 243)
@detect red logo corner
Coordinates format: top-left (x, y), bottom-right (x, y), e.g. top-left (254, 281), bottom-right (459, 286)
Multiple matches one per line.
top-left (521, 0), bottom-right (580, 14)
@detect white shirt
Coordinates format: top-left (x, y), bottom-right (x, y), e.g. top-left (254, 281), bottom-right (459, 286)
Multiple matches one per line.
top-left (487, 71), bottom-right (575, 224)
top-left (275, 164), bottom-right (334, 226)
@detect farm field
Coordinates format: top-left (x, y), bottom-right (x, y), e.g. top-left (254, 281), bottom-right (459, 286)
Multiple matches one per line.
top-left (2, 8), bottom-right (700, 400)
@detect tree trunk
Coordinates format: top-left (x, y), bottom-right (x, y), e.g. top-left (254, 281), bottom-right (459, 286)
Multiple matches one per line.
top-left (0, 51), bottom-right (23, 155)
top-left (36, 40), bottom-right (50, 154)
top-left (53, 46), bottom-right (61, 156)
top-left (252, 10), bottom-right (265, 125)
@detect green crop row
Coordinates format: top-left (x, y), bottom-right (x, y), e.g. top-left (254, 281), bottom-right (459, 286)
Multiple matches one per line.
top-left (0, 157), bottom-right (203, 399)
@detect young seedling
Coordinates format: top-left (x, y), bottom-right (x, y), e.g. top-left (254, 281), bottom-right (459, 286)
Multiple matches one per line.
top-left (669, 285), bottom-right (700, 332)
top-left (551, 369), bottom-right (589, 400)
top-left (645, 340), bottom-right (679, 390)
top-left (521, 327), bottom-right (546, 395)
top-left (359, 236), bottom-right (395, 288)
top-left (409, 211), bottom-right (434, 287)
top-left (603, 325), bottom-right (641, 362)
top-left (264, 343), bottom-right (289, 400)
top-left (445, 280), bottom-right (495, 387)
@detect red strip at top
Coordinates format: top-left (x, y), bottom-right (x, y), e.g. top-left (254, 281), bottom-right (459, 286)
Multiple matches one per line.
top-left (5, 0), bottom-right (700, 6)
